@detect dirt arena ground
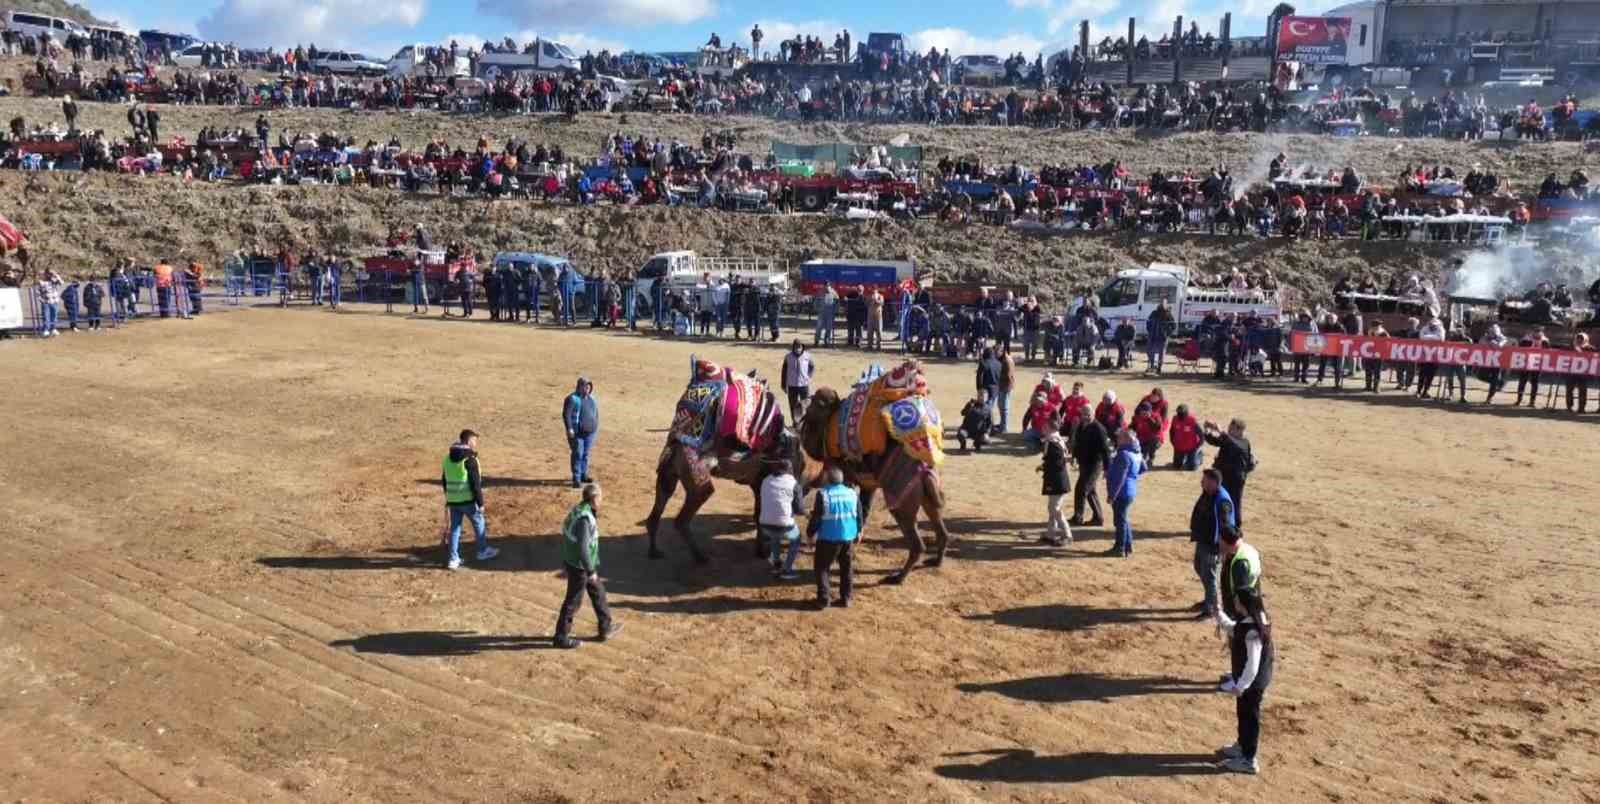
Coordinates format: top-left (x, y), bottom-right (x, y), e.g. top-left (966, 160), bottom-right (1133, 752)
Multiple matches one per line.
top-left (1, 305), bottom-right (1597, 802)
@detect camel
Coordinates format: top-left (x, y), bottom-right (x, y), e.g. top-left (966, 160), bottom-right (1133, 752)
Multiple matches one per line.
top-left (798, 382), bottom-right (952, 585)
top-left (644, 361), bottom-right (798, 562)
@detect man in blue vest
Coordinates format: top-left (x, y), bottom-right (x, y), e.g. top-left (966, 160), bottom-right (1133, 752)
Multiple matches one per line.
top-left (1214, 526), bottom-right (1272, 775)
top-left (805, 468), bottom-right (859, 609)
top-left (563, 377), bottom-right (599, 489)
top-left (440, 429), bottom-right (499, 570)
top-left (553, 483), bottom-right (621, 649)
top-left (1189, 468), bottom-right (1237, 619)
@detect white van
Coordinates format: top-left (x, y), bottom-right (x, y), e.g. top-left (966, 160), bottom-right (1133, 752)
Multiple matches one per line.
top-left (5, 10), bottom-right (89, 43)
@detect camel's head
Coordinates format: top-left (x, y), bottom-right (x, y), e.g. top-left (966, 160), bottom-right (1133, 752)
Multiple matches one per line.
top-left (798, 388), bottom-right (842, 462)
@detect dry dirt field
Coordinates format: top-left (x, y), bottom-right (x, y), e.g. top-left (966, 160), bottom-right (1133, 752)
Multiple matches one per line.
top-left (0, 304), bottom-right (1596, 802)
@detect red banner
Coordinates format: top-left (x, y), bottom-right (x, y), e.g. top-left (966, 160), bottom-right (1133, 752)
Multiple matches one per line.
top-left (1276, 16), bottom-right (1351, 65)
top-left (1288, 332), bottom-right (1600, 377)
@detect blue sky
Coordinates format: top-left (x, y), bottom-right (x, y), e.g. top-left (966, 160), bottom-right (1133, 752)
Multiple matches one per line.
top-left (93, 0), bottom-right (1317, 59)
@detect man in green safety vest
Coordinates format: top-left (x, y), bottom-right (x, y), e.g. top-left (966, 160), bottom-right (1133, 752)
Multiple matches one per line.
top-left (553, 483), bottom-right (621, 649)
top-left (1213, 526), bottom-right (1273, 775)
top-left (440, 429), bottom-right (499, 570)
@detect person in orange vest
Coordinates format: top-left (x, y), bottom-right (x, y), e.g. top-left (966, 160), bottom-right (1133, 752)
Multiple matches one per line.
top-left (152, 259), bottom-right (175, 317)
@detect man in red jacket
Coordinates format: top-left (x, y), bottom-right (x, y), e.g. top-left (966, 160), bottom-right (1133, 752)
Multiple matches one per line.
top-left (1169, 403), bottom-right (1203, 470)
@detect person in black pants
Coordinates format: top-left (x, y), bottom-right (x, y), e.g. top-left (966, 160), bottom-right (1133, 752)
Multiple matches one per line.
top-left (1514, 328), bottom-right (1549, 407)
top-left (1202, 418), bottom-right (1255, 525)
top-left (1566, 333), bottom-right (1594, 412)
top-left (1214, 527), bottom-right (1273, 775)
top-left (1069, 417), bottom-right (1111, 526)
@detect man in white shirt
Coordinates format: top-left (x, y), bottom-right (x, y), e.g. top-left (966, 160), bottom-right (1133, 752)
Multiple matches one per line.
top-left (781, 340), bottom-right (815, 422)
top-left (711, 275), bottom-right (731, 336)
top-left (758, 458), bottom-right (804, 578)
top-left (1214, 527), bottom-right (1273, 774)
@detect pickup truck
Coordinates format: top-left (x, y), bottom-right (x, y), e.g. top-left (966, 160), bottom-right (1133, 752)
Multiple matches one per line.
top-left (631, 250), bottom-right (788, 315)
top-left (477, 39), bottom-right (579, 76)
top-left (386, 44), bottom-right (470, 78)
top-left (1094, 263), bottom-right (1283, 336)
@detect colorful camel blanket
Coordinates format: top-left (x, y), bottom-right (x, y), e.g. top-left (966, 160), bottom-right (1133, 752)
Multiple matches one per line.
top-left (669, 359), bottom-right (781, 456)
top-left (826, 360), bottom-right (944, 471)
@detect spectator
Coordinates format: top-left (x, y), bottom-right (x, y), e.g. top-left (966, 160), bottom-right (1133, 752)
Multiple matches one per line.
top-left (563, 377), bottom-right (600, 488)
top-left (781, 340), bottom-right (815, 422)
top-left (759, 457), bottom-right (805, 579)
top-left (1202, 418), bottom-right (1256, 524)
top-left (1131, 401), bottom-right (1166, 464)
top-left (1213, 526), bottom-right (1273, 775)
top-left (1169, 404), bottom-right (1204, 469)
top-left (61, 275), bottom-right (81, 332)
top-left (806, 467), bottom-right (859, 609)
top-left (553, 482), bottom-right (620, 649)
top-left (36, 270), bottom-right (64, 337)
top-left (1189, 467), bottom-right (1237, 618)
top-left (1037, 420), bottom-right (1072, 546)
top-left (82, 276), bottom-right (103, 331)
top-left (1146, 301), bottom-right (1174, 373)
top-left (1105, 429), bottom-right (1145, 557)
top-left (955, 390), bottom-right (993, 452)
top-left (1069, 415), bottom-right (1111, 527)
top-left (440, 429), bottom-right (499, 570)
top-left (996, 348), bottom-right (1016, 433)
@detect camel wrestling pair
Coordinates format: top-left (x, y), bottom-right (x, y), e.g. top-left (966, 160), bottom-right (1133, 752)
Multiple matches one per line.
top-left (645, 357), bottom-right (952, 585)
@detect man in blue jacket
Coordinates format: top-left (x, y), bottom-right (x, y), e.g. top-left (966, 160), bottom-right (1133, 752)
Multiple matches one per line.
top-left (1105, 428), bottom-right (1145, 558)
top-left (1189, 468), bottom-right (1237, 619)
top-left (558, 264), bottom-right (579, 326)
top-left (564, 377), bottom-right (599, 488)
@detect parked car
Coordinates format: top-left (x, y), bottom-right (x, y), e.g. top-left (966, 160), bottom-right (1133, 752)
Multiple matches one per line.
top-left (955, 54), bottom-right (1005, 84)
top-left (171, 42), bottom-right (209, 68)
top-left (312, 51), bottom-right (387, 76)
top-left (5, 10), bottom-right (88, 43)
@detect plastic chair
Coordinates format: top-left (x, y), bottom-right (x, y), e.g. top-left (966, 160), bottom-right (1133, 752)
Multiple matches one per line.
top-left (1175, 338), bottom-right (1203, 373)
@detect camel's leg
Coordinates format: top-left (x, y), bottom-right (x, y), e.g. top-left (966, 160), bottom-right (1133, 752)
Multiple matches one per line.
top-left (674, 482), bottom-right (714, 565)
top-left (881, 504), bottom-right (923, 585)
top-left (857, 486), bottom-right (876, 536)
top-left (644, 460), bottom-right (679, 560)
top-left (751, 482), bottom-right (768, 559)
top-left (921, 472), bottom-right (951, 568)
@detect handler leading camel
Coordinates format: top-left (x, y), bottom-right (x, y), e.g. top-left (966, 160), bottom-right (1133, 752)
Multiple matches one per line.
top-left (799, 360), bottom-right (952, 585)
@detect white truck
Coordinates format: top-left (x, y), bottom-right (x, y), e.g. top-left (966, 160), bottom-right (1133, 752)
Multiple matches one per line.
top-left (1092, 263), bottom-right (1282, 336)
top-left (476, 39), bottom-right (580, 77)
top-left (387, 44), bottom-right (471, 78)
top-left (631, 251), bottom-right (789, 314)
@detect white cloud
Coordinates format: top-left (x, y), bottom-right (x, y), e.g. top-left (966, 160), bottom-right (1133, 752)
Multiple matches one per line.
top-left (475, 0), bottom-right (714, 28)
top-left (196, 0), bottom-right (426, 48)
top-left (906, 27), bottom-right (1046, 58)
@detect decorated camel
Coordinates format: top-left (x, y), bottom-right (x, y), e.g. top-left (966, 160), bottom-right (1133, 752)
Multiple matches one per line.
top-left (645, 357), bottom-right (801, 562)
top-left (799, 360), bottom-right (951, 585)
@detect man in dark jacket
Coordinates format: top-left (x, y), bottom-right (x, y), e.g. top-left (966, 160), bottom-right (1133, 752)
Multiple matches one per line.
top-left (564, 377), bottom-right (600, 488)
top-left (440, 429), bottom-right (499, 569)
top-left (1189, 468), bottom-right (1237, 619)
top-left (956, 391), bottom-right (993, 452)
top-left (975, 347), bottom-right (1002, 407)
top-left (1069, 417), bottom-right (1111, 526)
top-left (1203, 418), bottom-right (1255, 525)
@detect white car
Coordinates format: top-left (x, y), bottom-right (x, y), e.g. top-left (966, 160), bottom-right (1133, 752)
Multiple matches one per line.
top-left (171, 42), bottom-right (209, 68)
top-left (3, 10), bottom-right (88, 44)
top-left (312, 51), bottom-right (387, 76)
top-left (956, 54), bottom-right (1005, 84)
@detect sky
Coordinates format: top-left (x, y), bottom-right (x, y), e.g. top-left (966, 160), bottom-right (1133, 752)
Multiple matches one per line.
top-left (92, 0), bottom-right (1327, 60)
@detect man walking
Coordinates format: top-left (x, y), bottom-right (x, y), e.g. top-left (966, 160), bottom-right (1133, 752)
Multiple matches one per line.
top-left (1214, 526), bottom-right (1273, 775)
top-left (1069, 415), bottom-right (1111, 527)
top-left (553, 483), bottom-right (621, 649)
top-left (564, 377), bottom-right (600, 488)
top-left (1189, 469), bottom-right (1237, 619)
top-left (806, 468), bottom-right (859, 609)
top-left (781, 340), bottom-right (815, 422)
top-left (1202, 418), bottom-right (1256, 525)
top-left (440, 429), bottom-right (500, 570)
